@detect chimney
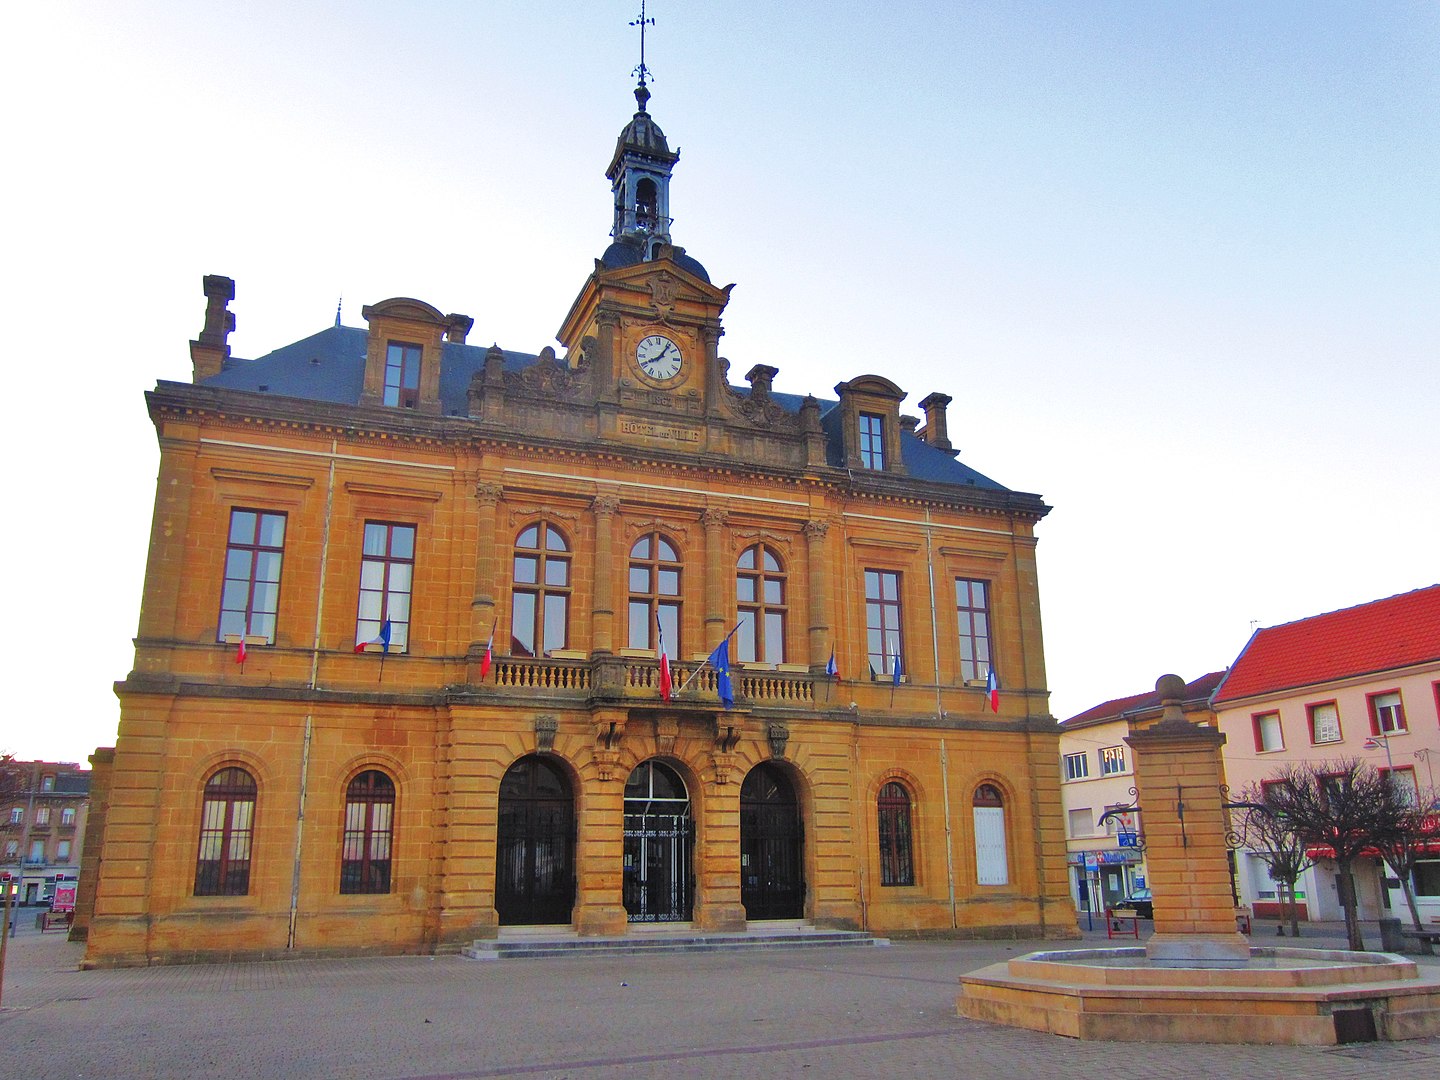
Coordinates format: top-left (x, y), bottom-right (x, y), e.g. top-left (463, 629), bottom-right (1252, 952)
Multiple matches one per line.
top-left (189, 274), bottom-right (235, 382)
top-left (918, 392), bottom-right (955, 455)
top-left (745, 364), bottom-right (778, 403)
top-left (900, 414), bottom-right (921, 436)
top-left (444, 313), bottom-right (474, 344)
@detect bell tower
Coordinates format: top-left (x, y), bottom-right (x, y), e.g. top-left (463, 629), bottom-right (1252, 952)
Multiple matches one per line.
top-left (607, 1), bottom-right (679, 260)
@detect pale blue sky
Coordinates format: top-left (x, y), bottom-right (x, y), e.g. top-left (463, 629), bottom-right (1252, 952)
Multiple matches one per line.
top-left (4, 2), bottom-right (1436, 762)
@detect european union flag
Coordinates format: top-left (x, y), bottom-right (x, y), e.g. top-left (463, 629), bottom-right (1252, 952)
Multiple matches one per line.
top-left (710, 637), bottom-right (734, 708)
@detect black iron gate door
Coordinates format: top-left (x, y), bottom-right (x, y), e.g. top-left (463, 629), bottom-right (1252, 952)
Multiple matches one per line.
top-left (623, 814), bottom-right (695, 921)
top-left (495, 755), bottom-right (575, 925)
top-left (740, 763), bottom-right (804, 920)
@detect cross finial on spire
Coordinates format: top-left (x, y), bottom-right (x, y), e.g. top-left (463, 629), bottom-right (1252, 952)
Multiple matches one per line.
top-left (335, 297), bottom-right (343, 328)
top-left (630, 1), bottom-right (655, 90)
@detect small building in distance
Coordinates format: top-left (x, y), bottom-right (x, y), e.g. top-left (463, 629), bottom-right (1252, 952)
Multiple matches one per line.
top-left (1059, 672), bottom-right (1225, 916)
top-left (1, 759), bottom-right (90, 908)
top-left (82, 73), bottom-right (1076, 965)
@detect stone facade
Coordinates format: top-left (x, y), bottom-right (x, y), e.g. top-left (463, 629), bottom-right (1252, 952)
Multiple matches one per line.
top-left (83, 82), bottom-right (1076, 965)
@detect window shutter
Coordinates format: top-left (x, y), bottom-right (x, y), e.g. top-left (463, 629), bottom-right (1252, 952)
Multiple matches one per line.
top-left (973, 806), bottom-right (1009, 885)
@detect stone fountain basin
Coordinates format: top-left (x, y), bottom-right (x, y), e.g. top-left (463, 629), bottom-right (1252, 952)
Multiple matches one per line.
top-left (1010, 946), bottom-right (1417, 988)
top-left (958, 946), bottom-right (1440, 1043)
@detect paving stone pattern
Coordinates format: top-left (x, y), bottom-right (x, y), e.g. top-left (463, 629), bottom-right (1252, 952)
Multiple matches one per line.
top-left (3, 921), bottom-right (1439, 1078)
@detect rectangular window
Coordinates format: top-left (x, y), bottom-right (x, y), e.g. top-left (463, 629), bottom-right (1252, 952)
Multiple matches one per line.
top-left (858, 412), bottom-right (885, 470)
top-left (1100, 746), bottom-right (1126, 776)
top-left (8, 807), bottom-right (21, 825)
top-left (1416, 860), bottom-right (1440, 898)
top-left (1253, 711), bottom-right (1284, 752)
top-left (41, 776), bottom-right (55, 792)
top-left (383, 341), bottom-right (422, 408)
top-left (864, 569), bottom-right (903, 677)
top-left (1067, 808), bottom-right (1092, 837)
top-left (1382, 766), bottom-right (1419, 806)
top-left (955, 578), bottom-right (991, 682)
top-left (61, 807), bottom-right (75, 826)
top-left (1369, 691), bottom-right (1407, 735)
top-left (28, 840), bottom-right (45, 862)
top-left (3, 840), bottom-right (15, 858)
top-left (1063, 752), bottom-right (1089, 781)
top-left (1307, 701), bottom-right (1341, 745)
top-left (356, 522), bottom-right (415, 652)
top-left (217, 509), bottom-right (287, 644)
top-left (34, 807), bottom-right (50, 826)
top-left (56, 839), bottom-right (71, 861)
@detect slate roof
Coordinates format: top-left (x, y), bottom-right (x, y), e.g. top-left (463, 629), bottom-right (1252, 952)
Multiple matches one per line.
top-left (195, 324), bottom-right (1013, 494)
top-left (1212, 585), bottom-right (1440, 704)
top-left (1063, 670), bottom-right (1227, 727)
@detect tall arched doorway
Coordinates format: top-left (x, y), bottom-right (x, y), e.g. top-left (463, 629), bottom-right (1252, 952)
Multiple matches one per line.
top-left (623, 760), bottom-right (694, 922)
top-left (740, 762), bottom-right (804, 920)
top-left (495, 755), bottom-right (575, 925)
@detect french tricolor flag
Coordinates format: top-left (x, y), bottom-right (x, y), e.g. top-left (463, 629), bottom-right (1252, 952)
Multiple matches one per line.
top-left (986, 666), bottom-right (1000, 713)
top-left (355, 620), bottom-right (393, 654)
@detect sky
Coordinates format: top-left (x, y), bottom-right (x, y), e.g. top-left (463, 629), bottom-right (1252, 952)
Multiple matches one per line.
top-left (3, 2), bottom-right (1437, 766)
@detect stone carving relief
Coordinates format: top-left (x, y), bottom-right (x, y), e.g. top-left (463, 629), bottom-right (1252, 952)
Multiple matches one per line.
top-left (534, 714), bottom-right (558, 753)
top-left (503, 345), bottom-right (592, 402)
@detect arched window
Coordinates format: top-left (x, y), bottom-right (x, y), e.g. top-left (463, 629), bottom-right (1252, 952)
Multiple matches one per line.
top-left (973, 784), bottom-right (1009, 886)
top-left (512, 523), bottom-right (570, 657)
top-left (736, 544), bottom-right (787, 664)
top-left (341, 770), bottom-right (396, 894)
top-left (636, 177), bottom-right (658, 229)
top-left (194, 767), bottom-right (256, 896)
top-left (628, 532), bottom-right (681, 655)
top-left (877, 781), bottom-right (914, 886)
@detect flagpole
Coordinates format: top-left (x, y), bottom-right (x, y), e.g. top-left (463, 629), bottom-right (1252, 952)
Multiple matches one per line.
top-left (678, 620), bottom-right (743, 694)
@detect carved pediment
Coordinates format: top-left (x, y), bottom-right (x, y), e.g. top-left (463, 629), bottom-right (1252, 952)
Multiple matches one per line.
top-left (718, 357), bottom-right (803, 432)
top-left (503, 346), bottom-right (592, 403)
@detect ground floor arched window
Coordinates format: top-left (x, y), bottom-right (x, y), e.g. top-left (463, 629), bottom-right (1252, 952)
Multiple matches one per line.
top-left (341, 770), bottom-right (395, 894)
top-left (194, 766), bottom-right (256, 896)
top-left (877, 781), bottom-right (914, 886)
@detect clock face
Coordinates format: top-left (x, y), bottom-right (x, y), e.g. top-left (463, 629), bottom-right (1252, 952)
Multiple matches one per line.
top-left (636, 334), bottom-right (684, 382)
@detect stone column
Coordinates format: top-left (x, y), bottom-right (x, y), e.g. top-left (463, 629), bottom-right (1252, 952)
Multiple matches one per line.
top-left (802, 519), bottom-right (832, 670)
top-left (573, 708), bottom-right (629, 936)
top-left (591, 494), bottom-right (620, 655)
top-left (467, 481), bottom-right (503, 682)
top-left (702, 506), bottom-right (729, 648)
top-left (1126, 674), bottom-right (1249, 966)
top-left (693, 771), bottom-right (747, 931)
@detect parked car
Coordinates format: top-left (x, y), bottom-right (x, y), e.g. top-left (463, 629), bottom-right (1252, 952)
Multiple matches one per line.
top-left (1121, 887), bottom-right (1153, 919)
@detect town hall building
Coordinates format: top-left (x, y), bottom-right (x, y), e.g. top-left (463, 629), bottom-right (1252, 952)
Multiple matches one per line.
top-left (80, 73), bottom-right (1076, 964)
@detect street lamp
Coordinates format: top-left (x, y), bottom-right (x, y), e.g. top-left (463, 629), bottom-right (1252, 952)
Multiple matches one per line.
top-left (1362, 733), bottom-right (1395, 772)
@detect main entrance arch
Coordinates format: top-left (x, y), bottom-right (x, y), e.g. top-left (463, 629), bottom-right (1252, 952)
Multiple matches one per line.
top-left (739, 762), bottom-right (805, 920)
top-left (495, 755), bottom-right (575, 925)
top-left (623, 759), bottom-right (694, 922)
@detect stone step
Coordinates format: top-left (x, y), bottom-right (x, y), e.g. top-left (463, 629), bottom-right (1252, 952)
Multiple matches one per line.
top-left (463, 927), bottom-right (889, 961)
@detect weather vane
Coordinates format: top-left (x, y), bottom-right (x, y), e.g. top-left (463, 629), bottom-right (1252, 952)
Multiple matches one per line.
top-left (631, 1), bottom-right (655, 86)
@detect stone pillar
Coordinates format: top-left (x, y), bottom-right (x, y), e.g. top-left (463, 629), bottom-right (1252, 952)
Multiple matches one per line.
top-left (803, 519), bottom-right (832, 670)
top-left (574, 708), bottom-right (629, 935)
top-left (591, 494), bottom-right (620, 655)
top-left (467, 481), bottom-right (503, 682)
top-left (693, 768), bottom-right (747, 931)
top-left (1126, 674), bottom-right (1249, 966)
top-left (702, 506), bottom-right (729, 647)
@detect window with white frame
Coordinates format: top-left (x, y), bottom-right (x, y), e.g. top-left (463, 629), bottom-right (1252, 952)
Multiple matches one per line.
top-left (1307, 701), bottom-right (1341, 745)
top-left (61, 807), bottom-right (75, 826)
top-left (1099, 746), bottom-right (1126, 776)
top-left (1063, 752), bottom-right (1089, 781)
top-left (1382, 766), bottom-right (1419, 807)
top-left (1253, 711), bottom-right (1284, 752)
top-left (1369, 691), bottom-right (1407, 736)
top-left (1067, 807), bottom-right (1092, 837)
top-left (34, 807), bottom-right (49, 826)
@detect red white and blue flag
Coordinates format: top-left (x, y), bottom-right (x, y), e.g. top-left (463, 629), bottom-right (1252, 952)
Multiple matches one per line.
top-left (825, 648), bottom-right (838, 678)
top-left (657, 616), bottom-right (673, 702)
top-left (355, 620), bottom-right (393, 654)
top-left (479, 621), bottom-right (495, 680)
top-left (986, 666), bottom-right (1000, 713)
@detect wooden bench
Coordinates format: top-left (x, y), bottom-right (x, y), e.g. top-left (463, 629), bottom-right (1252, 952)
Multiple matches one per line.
top-left (1106, 907), bottom-right (1140, 939)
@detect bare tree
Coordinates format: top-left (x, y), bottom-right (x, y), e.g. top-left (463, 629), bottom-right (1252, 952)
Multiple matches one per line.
top-left (1236, 781), bottom-right (1314, 939)
top-left (1258, 759), bottom-right (1406, 952)
top-left (1369, 782), bottom-right (1440, 936)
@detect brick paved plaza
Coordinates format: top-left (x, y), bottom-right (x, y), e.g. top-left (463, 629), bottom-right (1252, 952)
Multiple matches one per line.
top-left (3, 920), bottom-right (1439, 1078)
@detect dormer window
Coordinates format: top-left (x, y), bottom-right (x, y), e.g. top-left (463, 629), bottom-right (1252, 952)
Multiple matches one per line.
top-left (859, 413), bottom-right (885, 470)
top-left (384, 342), bottom-right (422, 408)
